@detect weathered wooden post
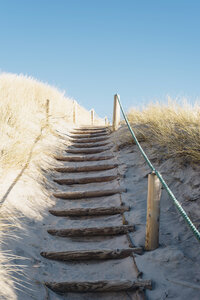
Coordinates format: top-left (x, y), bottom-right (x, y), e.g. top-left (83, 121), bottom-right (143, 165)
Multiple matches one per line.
top-left (145, 172), bottom-right (162, 251)
top-left (73, 101), bottom-right (77, 124)
top-left (105, 116), bottom-right (108, 126)
top-left (112, 94), bottom-right (120, 131)
top-left (46, 99), bottom-right (49, 127)
top-left (91, 109), bottom-right (94, 125)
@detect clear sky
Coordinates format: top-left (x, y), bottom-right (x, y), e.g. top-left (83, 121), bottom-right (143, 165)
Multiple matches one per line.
top-left (0, 0), bottom-right (200, 119)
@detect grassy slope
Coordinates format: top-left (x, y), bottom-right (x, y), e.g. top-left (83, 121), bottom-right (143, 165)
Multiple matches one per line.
top-left (0, 73), bottom-right (103, 299)
top-left (113, 101), bottom-right (200, 299)
top-left (126, 100), bottom-right (200, 165)
top-left (113, 99), bottom-right (200, 240)
top-left (0, 73), bottom-right (95, 170)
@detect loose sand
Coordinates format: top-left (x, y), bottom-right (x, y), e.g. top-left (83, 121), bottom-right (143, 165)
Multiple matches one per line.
top-left (0, 124), bottom-right (199, 299)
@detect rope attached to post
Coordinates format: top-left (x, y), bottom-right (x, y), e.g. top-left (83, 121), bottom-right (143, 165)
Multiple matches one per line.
top-left (116, 94), bottom-right (200, 242)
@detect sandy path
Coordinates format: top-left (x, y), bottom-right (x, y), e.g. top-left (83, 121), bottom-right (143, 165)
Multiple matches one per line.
top-left (40, 127), bottom-right (149, 299)
top-left (2, 125), bottom-right (199, 299)
top-left (0, 126), bottom-right (155, 300)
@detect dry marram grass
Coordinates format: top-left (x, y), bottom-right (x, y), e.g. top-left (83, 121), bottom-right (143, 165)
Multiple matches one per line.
top-left (0, 73), bottom-right (103, 169)
top-left (0, 73), bottom-right (104, 299)
top-left (125, 100), bottom-right (200, 164)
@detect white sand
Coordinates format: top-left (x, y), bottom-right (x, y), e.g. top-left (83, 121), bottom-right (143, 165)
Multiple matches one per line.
top-left (0, 124), bottom-right (199, 299)
top-left (113, 127), bottom-right (200, 300)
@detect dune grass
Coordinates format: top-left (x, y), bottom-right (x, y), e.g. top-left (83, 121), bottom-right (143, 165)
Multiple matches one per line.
top-left (0, 73), bottom-right (99, 170)
top-left (0, 72), bottom-right (104, 299)
top-left (125, 99), bottom-right (200, 164)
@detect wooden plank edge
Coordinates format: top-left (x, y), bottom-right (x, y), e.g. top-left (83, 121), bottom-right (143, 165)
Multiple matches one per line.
top-left (40, 248), bottom-right (143, 261)
top-left (44, 279), bottom-right (152, 293)
top-left (47, 224), bottom-right (134, 237)
top-left (53, 175), bottom-right (118, 185)
top-left (53, 188), bottom-right (127, 199)
top-left (49, 205), bottom-right (130, 217)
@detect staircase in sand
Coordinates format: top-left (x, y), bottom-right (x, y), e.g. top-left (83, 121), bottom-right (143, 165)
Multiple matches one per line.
top-left (41, 127), bottom-right (152, 299)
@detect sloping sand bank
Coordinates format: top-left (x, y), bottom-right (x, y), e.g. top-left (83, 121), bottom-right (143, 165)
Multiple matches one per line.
top-left (0, 125), bottom-right (199, 299)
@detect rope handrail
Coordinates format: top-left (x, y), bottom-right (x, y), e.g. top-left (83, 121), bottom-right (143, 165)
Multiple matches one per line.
top-left (116, 94), bottom-right (200, 242)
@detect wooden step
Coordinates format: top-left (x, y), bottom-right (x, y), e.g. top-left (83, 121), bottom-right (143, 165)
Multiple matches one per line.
top-left (54, 164), bottom-right (118, 172)
top-left (66, 147), bottom-right (110, 154)
top-left (55, 155), bottom-right (114, 162)
top-left (49, 206), bottom-right (130, 217)
top-left (45, 279), bottom-right (152, 293)
top-left (54, 175), bottom-right (118, 185)
top-left (74, 127), bottom-right (107, 131)
top-left (71, 129), bottom-right (108, 135)
top-left (53, 188), bottom-right (126, 199)
top-left (70, 130), bottom-right (109, 135)
top-left (73, 127), bottom-right (107, 130)
top-left (40, 248), bottom-right (139, 261)
top-left (47, 225), bottom-right (134, 237)
top-left (69, 133), bottom-right (108, 139)
top-left (70, 137), bottom-right (108, 143)
top-left (72, 142), bottom-right (109, 148)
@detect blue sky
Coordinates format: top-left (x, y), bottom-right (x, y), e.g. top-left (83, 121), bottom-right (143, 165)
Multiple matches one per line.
top-left (0, 0), bottom-right (200, 119)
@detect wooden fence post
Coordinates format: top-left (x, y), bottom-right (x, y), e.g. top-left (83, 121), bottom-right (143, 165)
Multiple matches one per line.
top-left (112, 94), bottom-right (120, 131)
top-left (105, 116), bottom-right (108, 126)
top-left (73, 101), bottom-right (77, 124)
top-left (46, 99), bottom-right (49, 127)
top-left (145, 172), bottom-right (162, 251)
top-left (91, 109), bottom-right (94, 125)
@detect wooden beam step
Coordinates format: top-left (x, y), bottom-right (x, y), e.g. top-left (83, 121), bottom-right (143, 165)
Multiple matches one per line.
top-left (73, 127), bottom-right (107, 130)
top-left (49, 206), bottom-right (130, 217)
top-left (71, 129), bottom-right (108, 135)
top-left (54, 175), bottom-right (118, 185)
top-left (69, 133), bottom-right (108, 139)
top-left (72, 142), bottom-right (109, 148)
top-left (45, 279), bottom-right (152, 293)
top-left (47, 225), bottom-right (134, 237)
top-left (71, 130), bottom-right (108, 134)
top-left (66, 148), bottom-right (110, 154)
top-left (55, 155), bottom-right (114, 162)
top-left (74, 127), bottom-right (107, 131)
top-left (54, 164), bottom-right (117, 172)
top-left (53, 188), bottom-right (126, 199)
top-left (40, 248), bottom-right (140, 261)
top-left (70, 137), bottom-right (108, 143)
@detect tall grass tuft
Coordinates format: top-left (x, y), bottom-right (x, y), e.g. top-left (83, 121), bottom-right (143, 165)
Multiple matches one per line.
top-left (127, 99), bottom-right (200, 164)
top-left (0, 72), bottom-right (103, 299)
top-left (0, 73), bottom-right (93, 169)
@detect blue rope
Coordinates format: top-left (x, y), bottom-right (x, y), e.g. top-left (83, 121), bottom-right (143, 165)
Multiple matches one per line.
top-left (116, 94), bottom-right (200, 242)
